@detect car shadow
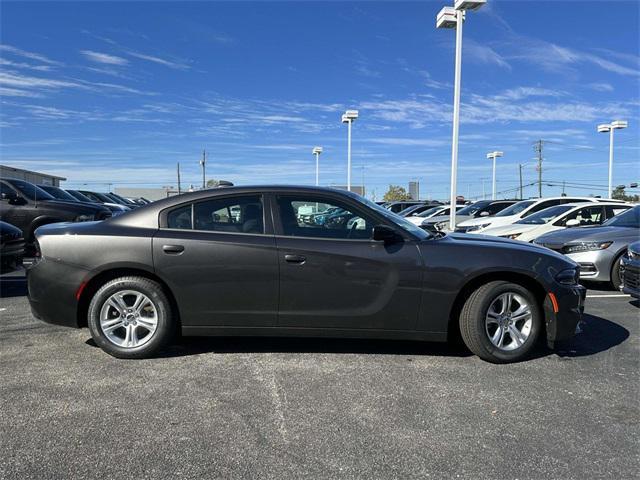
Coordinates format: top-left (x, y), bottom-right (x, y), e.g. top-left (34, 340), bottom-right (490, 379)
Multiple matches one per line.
top-left (554, 313), bottom-right (629, 358)
top-left (580, 280), bottom-right (615, 292)
top-left (84, 313), bottom-right (628, 360)
top-left (86, 335), bottom-right (475, 358)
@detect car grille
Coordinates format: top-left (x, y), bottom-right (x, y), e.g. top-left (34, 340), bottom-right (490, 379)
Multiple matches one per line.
top-left (623, 265), bottom-right (640, 290)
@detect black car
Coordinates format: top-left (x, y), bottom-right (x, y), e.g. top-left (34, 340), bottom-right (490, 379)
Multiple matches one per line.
top-left (397, 202), bottom-right (443, 217)
top-left (0, 178), bottom-right (112, 249)
top-left (66, 189), bottom-right (129, 215)
top-left (38, 184), bottom-right (122, 215)
top-left (621, 241), bottom-right (640, 299)
top-left (0, 220), bottom-right (24, 268)
top-left (384, 201), bottom-right (429, 214)
top-left (28, 186), bottom-right (585, 363)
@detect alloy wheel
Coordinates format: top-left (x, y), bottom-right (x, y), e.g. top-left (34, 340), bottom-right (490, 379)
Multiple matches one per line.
top-left (99, 290), bottom-right (158, 348)
top-left (485, 292), bottom-right (533, 351)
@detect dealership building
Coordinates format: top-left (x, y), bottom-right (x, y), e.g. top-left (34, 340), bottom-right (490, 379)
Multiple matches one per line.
top-left (0, 165), bottom-right (66, 186)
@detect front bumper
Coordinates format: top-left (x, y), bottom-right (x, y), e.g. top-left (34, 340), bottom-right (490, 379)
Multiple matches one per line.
top-left (544, 284), bottom-right (586, 349)
top-left (566, 249), bottom-right (614, 283)
top-left (621, 257), bottom-right (640, 298)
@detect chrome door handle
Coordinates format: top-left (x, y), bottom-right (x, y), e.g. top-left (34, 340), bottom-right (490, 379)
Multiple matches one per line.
top-left (163, 244), bottom-right (185, 254)
top-left (284, 254), bottom-right (306, 264)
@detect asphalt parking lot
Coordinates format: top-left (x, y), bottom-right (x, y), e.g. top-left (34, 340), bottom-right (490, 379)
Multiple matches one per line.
top-left (1, 268), bottom-right (638, 479)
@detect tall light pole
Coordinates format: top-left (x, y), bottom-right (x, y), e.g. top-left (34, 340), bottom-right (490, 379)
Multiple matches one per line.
top-left (597, 120), bottom-right (628, 198)
top-left (342, 110), bottom-right (358, 191)
top-left (487, 151), bottom-right (503, 200)
top-left (437, 0), bottom-right (486, 230)
top-left (199, 149), bottom-right (206, 189)
top-left (312, 146), bottom-right (323, 186)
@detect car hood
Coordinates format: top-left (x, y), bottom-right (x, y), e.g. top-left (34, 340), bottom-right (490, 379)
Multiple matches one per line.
top-left (535, 225), bottom-right (638, 245)
top-left (480, 223), bottom-right (539, 236)
top-left (40, 199), bottom-right (106, 215)
top-left (0, 221), bottom-right (23, 240)
top-left (424, 214), bottom-right (473, 224)
top-left (443, 232), bottom-right (569, 261)
top-left (457, 215), bottom-right (516, 228)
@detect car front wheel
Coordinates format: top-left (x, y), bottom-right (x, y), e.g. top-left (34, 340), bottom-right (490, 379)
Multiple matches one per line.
top-left (459, 281), bottom-right (542, 363)
top-left (87, 276), bottom-right (174, 359)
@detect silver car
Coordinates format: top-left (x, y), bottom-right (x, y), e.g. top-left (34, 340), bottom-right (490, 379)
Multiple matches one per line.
top-left (534, 206), bottom-right (640, 289)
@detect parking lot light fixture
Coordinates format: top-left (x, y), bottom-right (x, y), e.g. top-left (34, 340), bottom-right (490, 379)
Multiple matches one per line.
top-left (342, 110), bottom-right (359, 191)
top-left (312, 147), bottom-right (323, 186)
top-left (598, 120), bottom-right (628, 198)
top-left (437, 0), bottom-right (486, 230)
top-left (487, 151), bottom-right (504, 200)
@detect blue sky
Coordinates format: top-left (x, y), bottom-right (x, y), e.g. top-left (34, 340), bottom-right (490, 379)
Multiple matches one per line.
top-left (1, 0), bottom-right (638, 200)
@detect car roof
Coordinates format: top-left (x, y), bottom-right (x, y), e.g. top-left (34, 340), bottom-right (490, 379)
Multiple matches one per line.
top-left (109, 185), bottom-right (372, 228)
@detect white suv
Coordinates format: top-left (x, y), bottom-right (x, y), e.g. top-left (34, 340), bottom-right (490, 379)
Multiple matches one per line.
top-left (455, 197), bottom-right (621, 234)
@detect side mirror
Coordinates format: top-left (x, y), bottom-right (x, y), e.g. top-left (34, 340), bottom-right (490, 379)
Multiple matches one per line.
top-left (479, 211), bottom-right (490, 217)
top-left (372, 225), bottom-right (401, 244)
top-left (566, 219), bottom-right (580, 227)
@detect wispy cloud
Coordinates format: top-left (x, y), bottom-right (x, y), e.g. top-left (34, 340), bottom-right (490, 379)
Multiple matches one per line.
top-left (586, 82), bottom-right (614, 92)
top-left (0, 86), bottom-right (44, 98)
top-left (0, 44), bottom-right (62, 66)
top-left (0, 70), bottom-right (155, 98)
top-left (127, 51), bottom-right (190, 70)
top-left (0, 57), bottom-right (53, 72)
top-left (465, 41), bottom-right (511, 70)
top-left (80, 50), bottom-right (129, 66)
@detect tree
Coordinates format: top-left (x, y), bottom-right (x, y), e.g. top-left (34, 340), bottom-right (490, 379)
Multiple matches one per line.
top-left (206, 179), bottom-right (220, 188)
top-left (612, 186), bottom-right (640, 202)
top-left (383, 185), bottom-right (412, 202)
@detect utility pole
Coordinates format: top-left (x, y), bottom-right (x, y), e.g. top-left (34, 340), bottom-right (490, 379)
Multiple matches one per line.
top-left (533, 140), bottom-right (544, 198)
top-left (518, 164), bottom-right (524, 200)
top-left (200, 150), bottom-right (206, 189)
top-left (177, 162), bottom-right (182, 194)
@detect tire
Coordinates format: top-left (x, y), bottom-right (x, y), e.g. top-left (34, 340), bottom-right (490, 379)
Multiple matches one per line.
top-left (459, 281), bottom-right (542, 363)
top-left (610, 252), bottom-right (625, 291)
top-left (87, 276), bottom-right (174, 359)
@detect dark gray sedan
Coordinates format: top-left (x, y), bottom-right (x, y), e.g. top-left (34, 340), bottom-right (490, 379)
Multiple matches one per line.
top-left (27, 186), bottom-right (586, 363)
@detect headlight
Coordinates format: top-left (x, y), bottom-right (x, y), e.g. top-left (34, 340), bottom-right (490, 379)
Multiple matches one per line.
top-left (556, 268), bottom-right (580, 285)
top-left (466, 223), bottom-right (491, 232)
top-left (74, 214), bottom-right (95, 222)
top-left (564, 241), bottom-right (612, 254)
top-left (501, 233), bottom-right (521, 240)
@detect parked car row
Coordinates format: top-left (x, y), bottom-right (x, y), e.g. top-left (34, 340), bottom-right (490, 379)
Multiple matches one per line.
top-left (0, 177), bottom-right (151, 255)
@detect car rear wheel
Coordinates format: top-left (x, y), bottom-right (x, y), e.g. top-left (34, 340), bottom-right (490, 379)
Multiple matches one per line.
top-left (87, 276), bottom-right (174, 359)
top-left (459, 281), bottom-right (542, 363)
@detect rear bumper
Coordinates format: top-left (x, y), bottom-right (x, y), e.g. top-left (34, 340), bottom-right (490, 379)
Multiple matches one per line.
top-left (544, 284), bottom-right (586, 349)
top-left (27, 258), bottom-right (86, 328)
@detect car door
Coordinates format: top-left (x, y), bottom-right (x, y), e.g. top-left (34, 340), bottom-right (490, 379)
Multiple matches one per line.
top-left (272, 192), bottom-right (423, 331)
top-left (153, 193), bottom-right (278, 327)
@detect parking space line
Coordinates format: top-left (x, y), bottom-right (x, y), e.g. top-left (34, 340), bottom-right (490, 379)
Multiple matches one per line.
top-left (586, 294), bottom-right (631, 298)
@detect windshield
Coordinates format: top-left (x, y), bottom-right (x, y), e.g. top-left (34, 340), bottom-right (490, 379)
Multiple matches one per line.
top-left (82, 191), bottom-right (113, 203)
top-left (603, 206), bottom-right (640, 228)
top-left (495, 200), bottom-right (535, 217)
top-left (356, 195), bottom-right (431, 239)
top-left (67, 190), bottom-right (94, 202)
top-left (516, 205), bottom-right (573, 225)
top-left (416, 206), bottom-right (443, 218)
top-left (40, 185), bottom-right (78, 202)
top-left (6, 179), bottom-right (54, 201)
top-left (456, 201), bottom-right (491, 216)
